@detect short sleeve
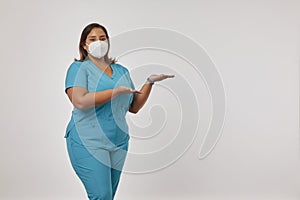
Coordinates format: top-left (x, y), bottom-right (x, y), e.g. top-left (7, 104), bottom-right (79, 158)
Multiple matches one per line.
top-left (65, 61), bottom-right (88, 94)
top-left (121, 65), bottom-right (136, 106)
top-left (129, 74), bottom-right (135, 90)
top-left (129, 75), bottom-right (136, 105)
top-left (122, 65), bottom-right (135, 90)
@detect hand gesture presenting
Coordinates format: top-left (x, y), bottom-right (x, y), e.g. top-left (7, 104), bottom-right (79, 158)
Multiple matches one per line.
top-left (148, 74), bottom-right (175, 83)
top-left (116, 86), bottom-right (143, 95)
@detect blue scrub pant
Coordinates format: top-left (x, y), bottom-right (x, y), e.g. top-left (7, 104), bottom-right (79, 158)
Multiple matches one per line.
top-left (66, 127), bottom-right (128, 200)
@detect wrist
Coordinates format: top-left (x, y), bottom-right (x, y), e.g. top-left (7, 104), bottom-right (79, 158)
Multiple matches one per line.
top-left (146, 77), bottom-right (154, 85)
top-left (113, 88), bottom-right (121, 96)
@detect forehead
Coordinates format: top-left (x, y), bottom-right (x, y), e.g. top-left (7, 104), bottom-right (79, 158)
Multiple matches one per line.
top-left (87, 28), bottom-right (106, 37)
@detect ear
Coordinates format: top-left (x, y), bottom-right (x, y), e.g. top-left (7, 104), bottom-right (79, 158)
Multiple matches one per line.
top-left (83, 43), bottom-right (88, 51)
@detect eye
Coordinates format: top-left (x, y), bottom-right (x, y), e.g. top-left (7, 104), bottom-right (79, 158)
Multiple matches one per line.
top-left (100, 37), bottom-right (107, 41)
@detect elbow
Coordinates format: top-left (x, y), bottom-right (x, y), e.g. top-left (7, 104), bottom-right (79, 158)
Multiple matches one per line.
top-left (129, 106), bottom-right (139, 114)
top-left (73, 99), bottom-right (87, 110)
top-left (129, 110), bottom-right (138, 114)
top-left (75, 103), bottom-right (86, 110)
top-left (66, 88), bottom-right (89, 110)
top-left (73, 102), bottom-right (85, 110)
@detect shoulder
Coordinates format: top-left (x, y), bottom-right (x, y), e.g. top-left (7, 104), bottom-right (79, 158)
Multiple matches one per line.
top-left (71, 60), bottom-right (86, 67)
top-left (113, 63), bottom-right (130, 73)
top-left (67, 61), bottom-right (82, 70)
top-left (67, 61), bottom-right (88, 72)
top-left (65, 61), bottom-right (87, 79)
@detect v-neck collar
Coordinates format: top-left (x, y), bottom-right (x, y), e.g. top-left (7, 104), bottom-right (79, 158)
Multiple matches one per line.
top-left (86, 59), bottom-right (115, 80)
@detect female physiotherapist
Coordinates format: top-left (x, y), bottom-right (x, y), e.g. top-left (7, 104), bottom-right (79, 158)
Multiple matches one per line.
top-left (64, 23), bottom-right (174, 200)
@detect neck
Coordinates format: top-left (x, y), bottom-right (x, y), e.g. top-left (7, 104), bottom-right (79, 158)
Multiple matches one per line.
top-left (87, 55), bottom-right (109, 69)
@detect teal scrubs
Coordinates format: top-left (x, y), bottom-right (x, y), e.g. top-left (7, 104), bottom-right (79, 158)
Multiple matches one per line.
top-left (64, 58), bottom-right (135, 200)
top-left (64, 58), bottom-right (135, 149)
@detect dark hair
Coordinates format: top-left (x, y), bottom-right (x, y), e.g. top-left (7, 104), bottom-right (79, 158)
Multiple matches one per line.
top-left (74, 23), bottom-right (117, 64)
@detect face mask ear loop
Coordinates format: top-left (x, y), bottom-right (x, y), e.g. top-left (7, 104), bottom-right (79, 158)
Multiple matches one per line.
top-left (85, 43), bottom-right (90, 54)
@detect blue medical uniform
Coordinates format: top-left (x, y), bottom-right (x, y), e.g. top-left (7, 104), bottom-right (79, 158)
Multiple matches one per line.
top-left (64, 58), bottom-right (135, 200)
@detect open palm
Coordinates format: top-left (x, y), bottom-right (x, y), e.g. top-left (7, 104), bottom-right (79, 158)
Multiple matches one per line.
top-left (149, 74), bottom-right (175, 82)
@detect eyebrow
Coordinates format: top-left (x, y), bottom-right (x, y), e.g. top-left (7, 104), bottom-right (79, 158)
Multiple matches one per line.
top-left (88, 35), bottom-right (106, 38)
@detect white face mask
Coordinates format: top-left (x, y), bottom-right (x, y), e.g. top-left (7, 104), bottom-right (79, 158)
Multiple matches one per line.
top-left (86, 40), bottom-right (108, 59)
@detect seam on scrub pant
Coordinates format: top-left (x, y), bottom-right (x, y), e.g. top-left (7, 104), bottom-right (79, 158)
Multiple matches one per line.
top-left (66, 128), bottom-right (128, 200)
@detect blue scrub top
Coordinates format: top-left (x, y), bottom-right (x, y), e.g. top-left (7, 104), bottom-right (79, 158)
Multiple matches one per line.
top-left (64, 58), bottom-right (135, 150)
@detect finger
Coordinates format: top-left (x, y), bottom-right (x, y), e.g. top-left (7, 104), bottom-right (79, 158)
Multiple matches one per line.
top-left (162, 74), bottom-right (175, 78)
top-left (133, 90), bottom-right (143, 94)
top-left (137, 91), bottom-right (144, 94)
top-left (161, 74), bottom-right (175, 77)
top-left (167, 75), bottom-right (175, 78)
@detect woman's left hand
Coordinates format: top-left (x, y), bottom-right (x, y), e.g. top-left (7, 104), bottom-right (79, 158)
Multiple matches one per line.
top-left (148, 74), bottom-right (175, 83)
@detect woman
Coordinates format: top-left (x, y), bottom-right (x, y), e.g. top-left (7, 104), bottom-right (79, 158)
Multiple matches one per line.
top-left (64, 22), bottom-right (174, 200)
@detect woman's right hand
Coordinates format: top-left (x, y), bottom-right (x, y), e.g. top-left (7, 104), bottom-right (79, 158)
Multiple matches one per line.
top-left (115, 86), bottom-right (143, 95)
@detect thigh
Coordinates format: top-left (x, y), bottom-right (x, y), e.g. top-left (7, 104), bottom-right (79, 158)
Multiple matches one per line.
top-left (110, 142), bottom-right (129, 198)
top-left (67, 137), bottom-right (113, 199)
top-left (110, 142), bottom-right (129, 171)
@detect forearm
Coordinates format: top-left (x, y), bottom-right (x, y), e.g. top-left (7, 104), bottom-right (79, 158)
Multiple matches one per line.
top-left (79, 89), bottom-right (119, 109)
top-left (129, 82), bottom-right (152, 113)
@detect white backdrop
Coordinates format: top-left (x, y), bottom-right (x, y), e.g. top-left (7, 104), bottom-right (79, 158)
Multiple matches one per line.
top-left (0, 0), bottom-right (299, 199)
